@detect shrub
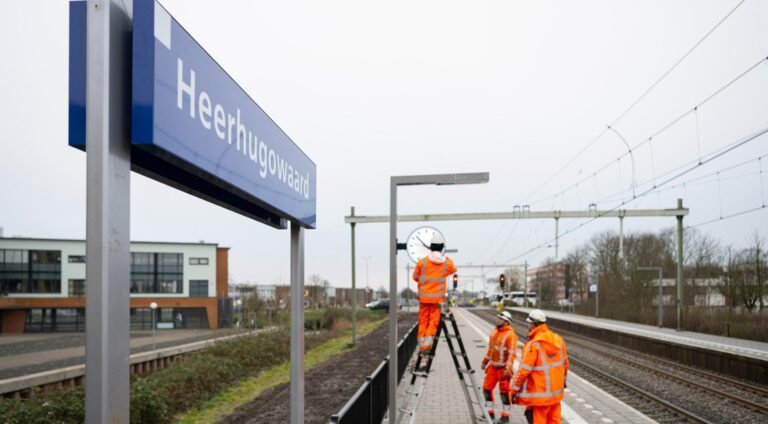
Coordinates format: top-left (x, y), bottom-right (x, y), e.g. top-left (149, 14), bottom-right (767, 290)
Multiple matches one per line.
top-left (0, 310), bottom-right (382, 423)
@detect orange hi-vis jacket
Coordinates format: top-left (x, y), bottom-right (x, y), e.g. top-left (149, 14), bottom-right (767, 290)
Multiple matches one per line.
top-left (511, 324), bottom-right (569, 407)
top-left (482, 324), bottom-right (518, 373)
top-left (412, 253), bottom-right (457, 304)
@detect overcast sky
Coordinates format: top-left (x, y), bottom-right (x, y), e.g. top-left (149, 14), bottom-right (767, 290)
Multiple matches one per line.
top-left (1, 0), bottom-right (767, 293)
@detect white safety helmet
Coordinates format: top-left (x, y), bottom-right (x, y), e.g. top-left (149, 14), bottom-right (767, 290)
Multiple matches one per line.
top-left (526, 309), bottom-right (547, 324)
top-left (496, 310), bottom-right (513, 324)
top-left (430, 233), bottom-right (445, 244)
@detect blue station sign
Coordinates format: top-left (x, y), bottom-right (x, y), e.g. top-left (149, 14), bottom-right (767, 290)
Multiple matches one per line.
top-left (69, 0), bottom-right (316, 229)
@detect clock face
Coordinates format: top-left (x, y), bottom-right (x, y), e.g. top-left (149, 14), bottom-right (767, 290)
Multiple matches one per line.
top-left (406, 226), bottom-right (445, 264)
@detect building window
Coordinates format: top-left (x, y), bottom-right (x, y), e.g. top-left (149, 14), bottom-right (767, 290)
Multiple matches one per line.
top-left (0, 249), bottom-right (61, 294)
top-left (68, 255), bottom-right (86, 263)
top-left (189, 280), bottom-right (209, 297)
top-left (130, 252), bottom-right (183, 294)
top-left (189, 257), bottom-right (209, 265)
top-left (69, 279), bottom-right (86, 297)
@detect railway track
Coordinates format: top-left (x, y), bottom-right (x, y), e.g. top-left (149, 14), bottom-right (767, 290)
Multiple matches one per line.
top-left (471, 309), bottom-right (768, 423)
top-left (568, 356), bottom-right (713, 424)
top-left (562, 331), bottom-right (768, 417)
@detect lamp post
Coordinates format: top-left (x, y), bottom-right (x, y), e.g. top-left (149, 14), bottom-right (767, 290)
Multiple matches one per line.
top-left (389, 172), bottom-right (489, 422)
top-left (364, 256), bottom-right (371, 290)
top-left (149, 302), bottom-right (157, 351)
top-left (638, 266), bottom-right (663, 327)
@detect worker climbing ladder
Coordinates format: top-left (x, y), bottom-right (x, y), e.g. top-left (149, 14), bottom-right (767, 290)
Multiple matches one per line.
top-left (396, 311), bottom-right (493, 424)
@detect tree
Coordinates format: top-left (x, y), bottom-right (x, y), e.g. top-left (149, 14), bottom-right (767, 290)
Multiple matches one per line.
top-left (400, 287), bottom-right (416, 304)
top-left (719, 246), bottom-right (741, 310)
top-left (736, 231), bottom-right (767, 311)
top-left (376, 285), bottom-right (389, 299)
top-left (563, 245), bottom-right (590, 304)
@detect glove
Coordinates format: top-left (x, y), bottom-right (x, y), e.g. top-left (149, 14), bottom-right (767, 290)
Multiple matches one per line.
top-left (481, 360), bottom-right (488, 370)
top-left (503, 370), bottom-right (510, 378)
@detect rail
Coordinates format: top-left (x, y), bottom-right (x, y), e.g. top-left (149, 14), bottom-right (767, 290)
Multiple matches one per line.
top-left (504, 308), bottom-right (768, 385)
top-left (330, 323), bottom-right (418, 424)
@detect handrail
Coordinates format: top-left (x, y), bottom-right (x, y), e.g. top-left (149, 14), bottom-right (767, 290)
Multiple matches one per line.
top-left (330, 323), bottom-right (418, 424)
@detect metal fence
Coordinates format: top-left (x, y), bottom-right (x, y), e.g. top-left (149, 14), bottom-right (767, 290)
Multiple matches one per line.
top-left (330, 323), bottom-right (418, 424)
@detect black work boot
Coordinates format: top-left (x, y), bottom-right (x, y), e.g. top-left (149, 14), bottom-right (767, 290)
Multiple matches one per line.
top-left (499, 415), bottom-right (510, 423)
top-left (487, 411), bottom-right (495, 422)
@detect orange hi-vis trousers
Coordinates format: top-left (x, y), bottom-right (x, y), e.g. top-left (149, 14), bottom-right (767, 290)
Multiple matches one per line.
top-left (525, 403), bottom-right (561, 424)
top-left (483, 367), bottom-right (511, 419)
top-left (417, 303), bottom-right (442, 351)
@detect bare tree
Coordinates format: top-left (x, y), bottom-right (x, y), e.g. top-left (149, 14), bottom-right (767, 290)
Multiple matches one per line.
top-left (400, 287), bottom-right (416, 304)
top-left (719, 245), bottom-right (741, 310)
top-left (737, 231), bottom-right (767, 311)
top-left (563, 245), bottom-right (590, 304)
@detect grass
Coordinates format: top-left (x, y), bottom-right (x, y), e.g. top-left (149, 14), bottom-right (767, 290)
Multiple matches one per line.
top-left (177, 318), bottom-right (387, 424)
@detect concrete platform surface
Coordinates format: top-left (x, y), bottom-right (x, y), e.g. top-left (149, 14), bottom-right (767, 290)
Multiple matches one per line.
top-left (389, 307), bottom-right (655, 424)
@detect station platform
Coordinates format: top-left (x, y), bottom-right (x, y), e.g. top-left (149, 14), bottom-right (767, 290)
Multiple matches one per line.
top-left (510, 307), bottom-right (768, 362)
top-left (391, 307), bottom-right (654, 424)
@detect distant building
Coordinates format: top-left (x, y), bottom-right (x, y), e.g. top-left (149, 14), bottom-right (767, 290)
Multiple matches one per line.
top-left (0, 237), bottom-right (230, 333)
top-left (272, 285), bottom-right (372, 309)
top-left (527, 262), bottom-right (587, 305)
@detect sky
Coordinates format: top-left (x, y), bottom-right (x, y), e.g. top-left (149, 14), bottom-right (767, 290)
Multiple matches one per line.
top-left (1, 0), bottom-right (767, 294)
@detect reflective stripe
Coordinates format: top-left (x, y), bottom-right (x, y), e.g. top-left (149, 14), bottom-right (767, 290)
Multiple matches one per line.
top-left (418, 259), bottom-right (447, 298)
top-left (517, 389), bottom-right (564, 398)
top-left (489, 361), bottom-right (507, 367)
top-left (535, 343), bottom-right (552, 394)
top-left (518, 339), bottom-right (567, 401)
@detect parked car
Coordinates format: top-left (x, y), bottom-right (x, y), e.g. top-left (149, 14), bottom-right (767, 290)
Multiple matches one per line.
top-left (367, 299), bottom-right (390, 311)
top-left (457, 301), bottom-right (476, 308)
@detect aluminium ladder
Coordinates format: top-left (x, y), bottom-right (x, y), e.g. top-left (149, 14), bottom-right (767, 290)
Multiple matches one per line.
top-left (396, 311), bottom-right (493, 424)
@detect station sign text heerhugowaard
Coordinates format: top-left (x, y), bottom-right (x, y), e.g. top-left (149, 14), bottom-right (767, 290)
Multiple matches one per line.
top-left (69, 0), bottom-right (317, 229)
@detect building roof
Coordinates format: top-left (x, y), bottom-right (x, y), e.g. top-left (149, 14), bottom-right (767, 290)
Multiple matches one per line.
top-left (0, 236), bottom-right (219, 247)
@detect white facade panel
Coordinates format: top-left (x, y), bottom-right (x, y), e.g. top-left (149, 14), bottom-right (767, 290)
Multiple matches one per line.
top-left (0, 238), bottom-right (218, 298)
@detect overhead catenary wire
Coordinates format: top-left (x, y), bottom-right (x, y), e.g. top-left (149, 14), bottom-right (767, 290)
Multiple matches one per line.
top-left (502, 125), bottom-right (768, 264)
top-left (688, 205), bottom-right (767, 229)
top-left (595, 153), bottom-right (768, 205)
top-left (521, 0), bottom-right (750, 205)
top-left (487, 1), bottom-right (754, 265)
top-left (526, 55), bottom-right (768, 208)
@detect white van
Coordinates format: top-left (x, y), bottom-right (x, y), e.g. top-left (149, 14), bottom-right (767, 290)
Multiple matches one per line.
top-left (505, 291), bottom-right (537, 307)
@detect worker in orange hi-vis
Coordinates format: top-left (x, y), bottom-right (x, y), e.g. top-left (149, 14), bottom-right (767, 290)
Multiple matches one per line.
top-left (411, 234), bottom-right (457, 354)
top-left (481, 310), bottom-right (518, 423)
top-left (510, 309), bottom-right (569, 424)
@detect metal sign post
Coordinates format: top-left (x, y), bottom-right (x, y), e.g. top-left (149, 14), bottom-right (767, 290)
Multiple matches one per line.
top-left (84, 1), bottom-right (132, 422)
top-left (290, 222), bottom-right (305, 424)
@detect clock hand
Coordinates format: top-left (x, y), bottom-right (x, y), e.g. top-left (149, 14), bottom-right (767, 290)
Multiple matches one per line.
top-left (415, 236), bottom-right (430, 249)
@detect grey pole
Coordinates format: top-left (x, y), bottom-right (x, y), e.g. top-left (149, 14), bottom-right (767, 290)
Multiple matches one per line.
top-left (555, 217), bottom-right (559, 259)
top-left (85, 1), bottom-right (132, 422)
top-left (639, 267), bottom-right (663, 328)
top-left (657, 268), bottom-right (663, 328)
top-left (388, 179), bottom-right (398, 423)
top-left (350, 206), bottom-right (357, 345)
top-left (619, 216), bottom-right (624, 259)
top-left (150, 302), bottom-right (157, 350)
top-left (595, 274), bottom-right (599, 318)
top-left (676, 198), bottom-right (684, 331)
top-left (290, 222), bottom-right (305, 424)
top-left (523, 261), bottom-right (528, 307)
